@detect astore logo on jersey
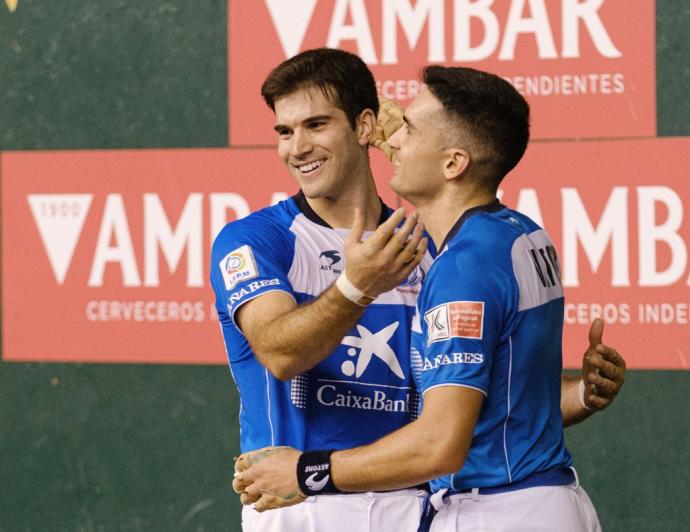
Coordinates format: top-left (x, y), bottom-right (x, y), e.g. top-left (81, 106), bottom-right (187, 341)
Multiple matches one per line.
top-left (319, 250), bottom-right (343, 274)
top-left (220, 245), bottom-right (259, 289)
top-left (319, 250), bottom-right (341, 265)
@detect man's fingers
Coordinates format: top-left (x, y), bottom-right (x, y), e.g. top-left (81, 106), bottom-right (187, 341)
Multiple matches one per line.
top-left (239, 480), bottom-right (262, 505)
top-left (386, 212), bottom-right (419, 252)
top-left (397, 222), bottom-right (425, 262)
top-left (235, 455), bottom-right (250, 473)
top-left (346, 207), bottom-right (366, 247)
top-left (588, 353), bottom-right (624, 382)
top-left (253, 494), bottom-right (280, 513)
top-left (586, 370), bottom-right (619, 397)
top-left (252, 490), bottom-right (307, 513)
top-left (596, 344), bottom-right (626, 370)
top-left (370, 208), bottom-right (406, 249)
top-left (232, 474), bottom-right (251, 494)
top-left (588, 318), bottom-right (604, 347)
top-left (399, 236), bottom-right (428, 272)
top-left (235, 446), bottom-right (283, 472)
top-left (584, 393), bottom-right (610, 411)
top-left (240, 490), bottom-right (261, 506)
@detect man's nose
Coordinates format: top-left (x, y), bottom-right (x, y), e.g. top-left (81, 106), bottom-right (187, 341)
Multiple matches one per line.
top-left (387, 125), bottom-right (403, 150)
top-left (291, 129), bottom-right (313, 157)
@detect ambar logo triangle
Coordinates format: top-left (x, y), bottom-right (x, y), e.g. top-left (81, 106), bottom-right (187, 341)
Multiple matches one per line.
top-left (28, 194), bottom-right (93, 284)
top-left (264, 0), bottom-right (317, 58)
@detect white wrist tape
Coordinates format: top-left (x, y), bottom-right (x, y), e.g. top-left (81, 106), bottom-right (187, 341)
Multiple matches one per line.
top-left (335, 272), bottom-right (371, 306)
top-left (578, 379), bottom-right (592, 411)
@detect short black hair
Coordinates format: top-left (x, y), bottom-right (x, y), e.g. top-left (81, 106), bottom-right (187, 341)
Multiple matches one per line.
top-left (261, 48), bottom-right (379, 129)
top-left (422, 66), bottom-right (530, 186)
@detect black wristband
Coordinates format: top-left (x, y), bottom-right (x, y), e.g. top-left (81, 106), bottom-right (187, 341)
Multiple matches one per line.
top-left (296, 450), bottom-right (341, 496)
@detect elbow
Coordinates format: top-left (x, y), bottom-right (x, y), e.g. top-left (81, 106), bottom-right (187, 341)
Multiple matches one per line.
top-left (256, 351), bottom-right (301, 381)
top-left (269, 365), bottom-right (300, 382)
top-left (429, 451), bottom-right (465, 477)
top-left (424, 435), bottom-right (467, 477)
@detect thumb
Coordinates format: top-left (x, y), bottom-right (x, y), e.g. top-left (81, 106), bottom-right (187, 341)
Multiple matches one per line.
top-left (346, 206), bottom-right (365, 247)
top-left (588, 318), bottom-right (604, 347)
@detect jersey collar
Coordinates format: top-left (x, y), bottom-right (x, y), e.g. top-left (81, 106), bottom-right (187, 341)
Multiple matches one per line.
top-left (292, 190), bottom-right (391, 229)
top-left (438, 199), bottom-right (505, 253)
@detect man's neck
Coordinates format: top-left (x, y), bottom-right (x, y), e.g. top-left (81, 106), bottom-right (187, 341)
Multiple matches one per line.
top-left (305, 173), bottom-right (382, 230)
top-left (416, 188), bottom-right (497, 250)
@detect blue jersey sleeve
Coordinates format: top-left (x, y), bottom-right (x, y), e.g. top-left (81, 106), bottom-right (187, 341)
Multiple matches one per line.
top-left (210, 216), bottom-right (296, 328)
top-left (418, 248), bottom-right (514, 397)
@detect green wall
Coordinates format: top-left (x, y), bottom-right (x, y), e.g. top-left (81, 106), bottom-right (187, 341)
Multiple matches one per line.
top-left (1, 1), bottom-right (689, 530)
top-left (0, 364), bottom-right (687, 531)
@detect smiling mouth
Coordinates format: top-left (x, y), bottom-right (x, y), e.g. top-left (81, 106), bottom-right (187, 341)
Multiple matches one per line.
top-left (295, 158), bottom-right (326, 175)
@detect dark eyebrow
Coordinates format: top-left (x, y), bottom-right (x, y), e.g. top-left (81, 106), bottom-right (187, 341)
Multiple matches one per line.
top-left (304, 114), bottom-right (332, 124)
top-left (274, 114), bottom-right (333, 133)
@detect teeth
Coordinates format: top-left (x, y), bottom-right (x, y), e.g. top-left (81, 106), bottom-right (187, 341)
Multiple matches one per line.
top-left (298, 159), bottom-right (325, 172)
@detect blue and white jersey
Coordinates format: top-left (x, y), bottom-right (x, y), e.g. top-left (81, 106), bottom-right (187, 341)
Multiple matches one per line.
top-left (411, 200), bottom-right (572, 493)
top-left (211, 192), bottom-right (432, 453)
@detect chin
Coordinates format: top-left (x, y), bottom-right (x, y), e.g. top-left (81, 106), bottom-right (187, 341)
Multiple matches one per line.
top-left (300, 181), bottom-right (330, 200)
top-left (389, 176), bottom-right (406, 197)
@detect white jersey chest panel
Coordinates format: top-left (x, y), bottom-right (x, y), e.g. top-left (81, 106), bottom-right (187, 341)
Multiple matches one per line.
top-left (286, 213), bottom-right (431, 306)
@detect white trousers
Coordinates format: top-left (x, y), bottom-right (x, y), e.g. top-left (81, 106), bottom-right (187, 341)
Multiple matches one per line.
top-left (241, 488), bottom-right (427, 532)
top-left (429, 483), bottom-right (601, 532)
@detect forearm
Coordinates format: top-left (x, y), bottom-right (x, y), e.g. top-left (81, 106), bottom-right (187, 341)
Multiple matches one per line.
top-left (234, 387), bottom-right (481, 511)
top-left (561, 374), bottom-right (592, 427)
top-left (250, 284), bottom-right (365, 380)
top-left (331, 418), bottom-right (459, 492)
top-left (330, 387), bottom-right (481, 492)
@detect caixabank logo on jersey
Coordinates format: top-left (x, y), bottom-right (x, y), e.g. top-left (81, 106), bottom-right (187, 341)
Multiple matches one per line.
top-left (228, 0), bottom-right (655, 145)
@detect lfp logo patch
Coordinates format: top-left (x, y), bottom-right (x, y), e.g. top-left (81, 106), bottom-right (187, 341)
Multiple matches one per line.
top-left (220, 245), bottom-right (258, 289)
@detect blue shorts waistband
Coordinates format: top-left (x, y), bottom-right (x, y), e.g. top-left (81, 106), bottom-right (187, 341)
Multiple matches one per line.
top-left (456, 466), bottom-right (575, 496)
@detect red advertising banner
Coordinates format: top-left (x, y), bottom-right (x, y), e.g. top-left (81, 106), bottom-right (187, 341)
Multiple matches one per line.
top-left (2, 138), bottom-right (689, 368)
top-left (0, 148), bottom-right (397, 364)
top-left (229, 0), bottom-right (655, 146)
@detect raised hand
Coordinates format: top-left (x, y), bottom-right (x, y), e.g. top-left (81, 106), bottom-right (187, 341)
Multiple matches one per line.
top-left (369, 97), bottom-right (404, 160)
top-left (581, 319), bottom-right (626, 410)
top-left (344, 207), bottom-right (428, 299)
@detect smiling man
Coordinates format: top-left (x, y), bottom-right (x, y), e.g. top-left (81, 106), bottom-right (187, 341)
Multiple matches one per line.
top-left (232, 65), bottom-right (625, 531)
top-left (211, 48), bottom-right (432, 532)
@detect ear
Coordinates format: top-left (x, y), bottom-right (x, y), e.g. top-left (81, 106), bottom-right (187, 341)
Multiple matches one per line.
top-left (355, 109), bottom-right (377, 146)
top-left (442, 148), bottom-right (470, 182)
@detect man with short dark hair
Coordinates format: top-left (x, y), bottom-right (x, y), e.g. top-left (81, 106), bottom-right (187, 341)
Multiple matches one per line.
top-left (212, 47), bottom-right (432, 532)
top-left (232, 65), bottom-right (619, 531)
